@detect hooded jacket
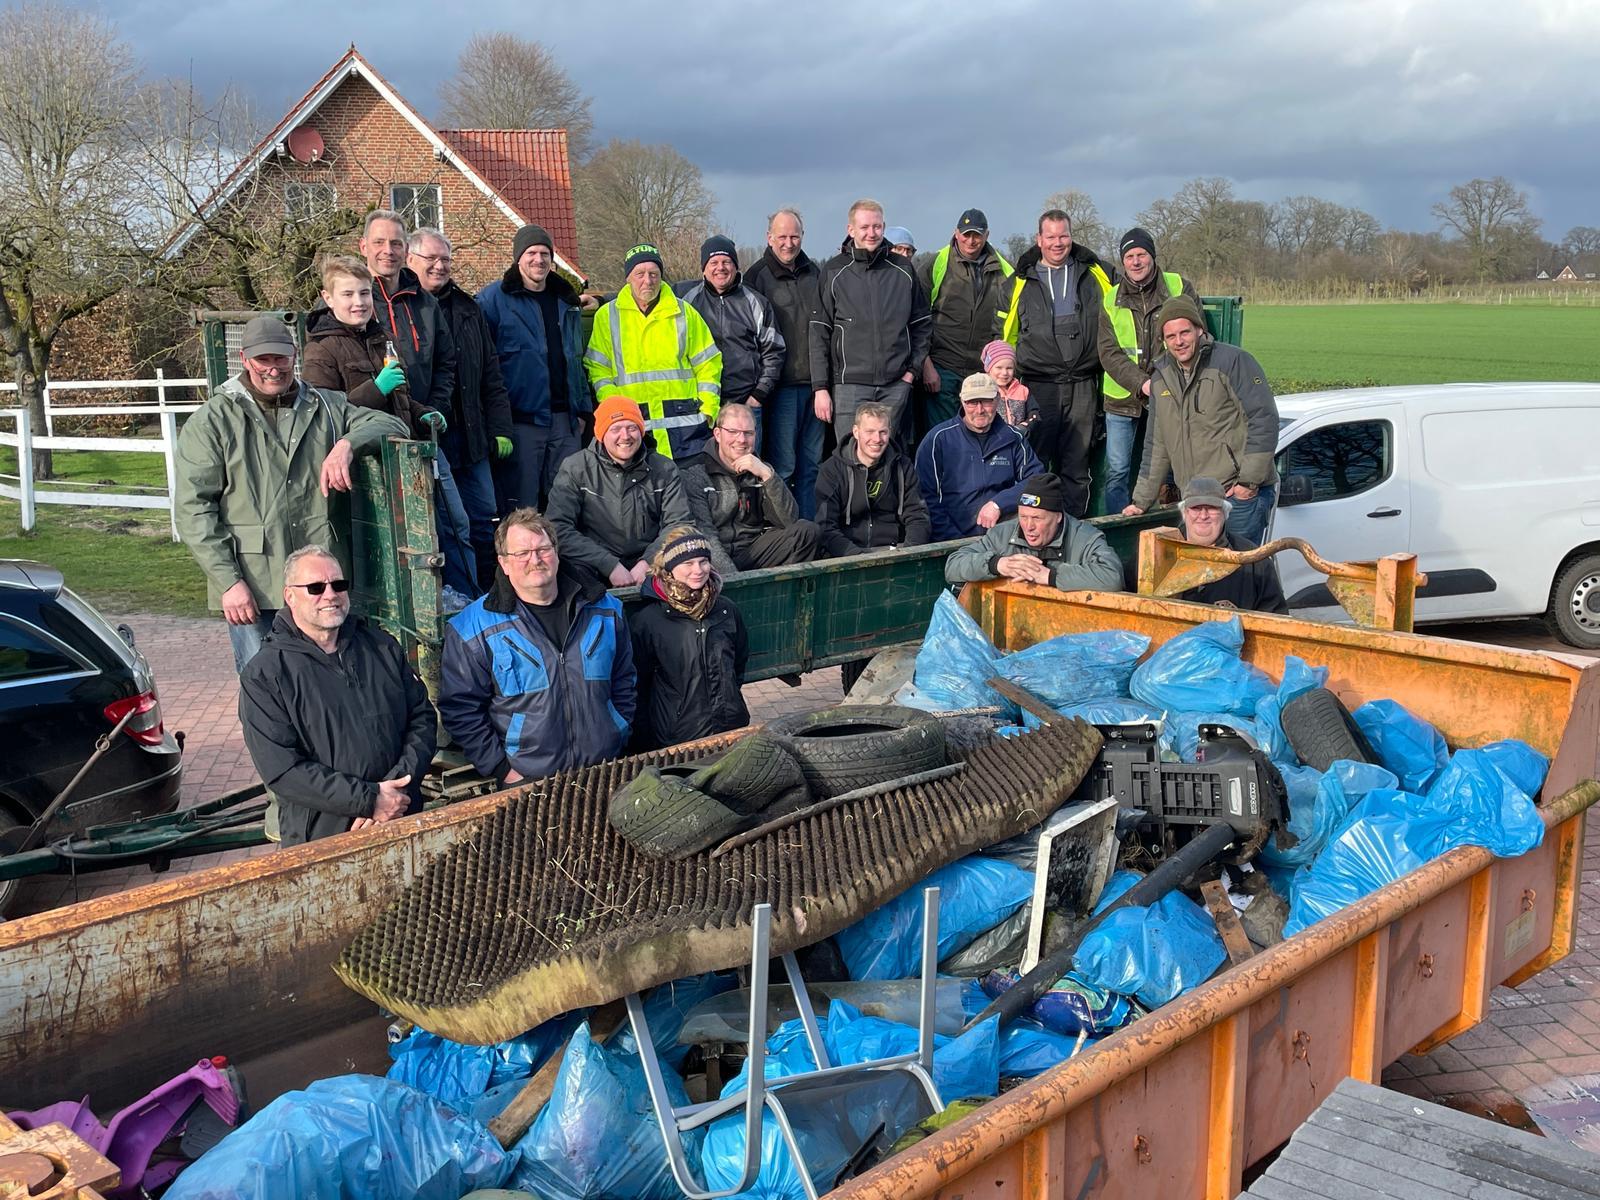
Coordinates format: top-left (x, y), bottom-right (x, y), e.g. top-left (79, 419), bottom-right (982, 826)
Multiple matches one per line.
top-left (918, 241), bottom-right (1014, 373)
top-left (238, 610), bottom-right (436, 846)
top-left (1096, 267), bottom-right (1198, 417)
top-left (1132, 339), bottom-right (1280, 509)
top-left (627, 577), bottom-right (750, 751)
top-left (913, 417), bottom-right (1043, 541)
top-left (675, 275), bottom-right (786, 404)
top-left (301, 307), bottom-right (435, 437)
top-left (433, 279), bottom-right (515, 461)
top-left (944, 514), bottom-right (1125, 592)
top-left (809, 237), bottom-right (933, 390)
top-left (544, 437), bottom-right (737, 578)
top-left (679, 449), bottom-right (802, 560)
top-left (1002, 243), bottom-right (1115, 383)
top-left (174, 378), bottom-right (407, 610)
top-left (1175, 528), bottom-right (1289, 614)
top-left (373, 267), bottom-right (457, 415)
top-left (814, 437), bottom-right (931, 556)
top-left (742, 247), bottom-right (820, 387)
top-left (477, 267), bottom-right (594, 426)
top-left (439, 563), bottom-right (636, 782)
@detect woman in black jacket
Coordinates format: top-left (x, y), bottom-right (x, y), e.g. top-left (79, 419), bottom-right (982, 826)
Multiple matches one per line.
top-left (628, 526), bottom-right (751, 750)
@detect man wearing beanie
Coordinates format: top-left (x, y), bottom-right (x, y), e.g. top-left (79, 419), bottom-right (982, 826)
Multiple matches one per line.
top-left (546, 395), bottom-right (736, 588)
top-left (1122, 295), bottom-right (1280, 546)
top-left (1171, 477), bottom-right (1287, 613)
top-left (917, 207), bottom-right (1014, 436)
top-left (945, 471), bottom-right (1123, 591)
top-left (1096, 227), bottom-right (1199, 513)
top-left (584, 242), bottom-right (723, 461)
top-left (478, 223), bottom-right (595, 511)
top-left (676, 236), bottom-right (785, 453)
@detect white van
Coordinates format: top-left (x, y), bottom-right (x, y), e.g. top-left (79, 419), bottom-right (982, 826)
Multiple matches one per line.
top-left (1272, 382), bottom-right (1600, 647)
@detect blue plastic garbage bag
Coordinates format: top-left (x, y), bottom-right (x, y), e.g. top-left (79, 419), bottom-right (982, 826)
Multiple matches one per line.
top-left (912, 592), bottom-right (1014, 717)
top-left (387, 1015), bottom-right (580, 1110)
top-left (977, 969), bottom-right (1135, 1036)
top-left (1353, 700), bottom-right (1450, 792)
top-left (825, 999), bottom-right (999, 1101)
top-left (1162, 710), bottom-right (1250, 762)
top-left (1283, 792), bottom-right (1432, 936)
top-left (836, 857), bottom-right (1034, 981)
top-left (1480, 739), bottom-right (1550, 799)
top-left (1254, 656), bottom-right (1330, 765)
top-left (509, 1019), bottom-right (692, 1200)
top-left (1073, 889), bottom-right (1227, 1009)
top-left (163, 1075), bottom-right (513, 1200)
top-left (1052, 698), bottom-right (1163, 725)
top-left (1260, 759), bottom-right (1396, 870)
top-left (1417, 743), bottom-right (1546, 858)
top-left (1129, 617), bottom-right (1274, 717)
top-left (957, 978), bottom-right (1093, 1077)
top-left (995, 630), bottom-right (1150, 707)
top-left (613, 972), bottom-right (738, 1072)
top-left (1093, 869), bottom-right (1142, 913)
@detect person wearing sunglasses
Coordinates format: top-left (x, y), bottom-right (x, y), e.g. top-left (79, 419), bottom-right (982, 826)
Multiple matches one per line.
top-left (238, 545), bottom-right (436, 847)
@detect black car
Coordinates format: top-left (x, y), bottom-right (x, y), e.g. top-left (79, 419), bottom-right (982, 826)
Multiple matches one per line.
top-left (0, 560), bottom-right (183, 912)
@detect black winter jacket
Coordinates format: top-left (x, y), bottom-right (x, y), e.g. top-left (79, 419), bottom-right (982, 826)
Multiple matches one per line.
top-left (1176, 528), bottom-right (1290, 614)
top-left (675, 276), bottom-right (786, 404)
top-left (680, 450), bottom-right (801, 560)
top-left (433, 280), bottom-right (515, 463)
top-left (1008, 243), bottom-right (1113, 383)
top-left (814, 438), bottom-right (931, 556)
top-left (238, 610), bottom-right (435, 846)
top-left (743, 248), bottom-right (820, 387)
top-left (301, 307), bottom-right (435, 437)
top-left (374, 267), bottom-right (458, 415)
top-left (628, 579), bottom-right (750, 750)
top-left (809, 238), bottom-right (932, 390)
top-left (918, 242), bottom-right (1013, 373)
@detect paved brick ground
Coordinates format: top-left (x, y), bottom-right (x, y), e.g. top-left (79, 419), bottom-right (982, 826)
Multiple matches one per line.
top-left (12, 610), bottom-right (1600, 1131)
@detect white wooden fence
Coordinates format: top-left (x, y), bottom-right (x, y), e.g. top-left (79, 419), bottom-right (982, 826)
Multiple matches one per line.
top-left (0, 374), bottom-right (208, 541)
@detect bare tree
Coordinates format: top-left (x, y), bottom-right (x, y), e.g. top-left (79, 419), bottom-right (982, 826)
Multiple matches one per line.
top-left (0, 1), bottom-right (153, 478)
top-left (1431, 176), bottom-right (1541, 281)
top-left (1139, 177), bottom-right (1270, 280)
top-left (1042, 188), bottom-right (1111, 259)
top-left (1002, 233), bottom-right (1033, 262)
top-left (575, 139), bottom-right (716, 288)
top-left (439, 32), bottom-right (594, 162)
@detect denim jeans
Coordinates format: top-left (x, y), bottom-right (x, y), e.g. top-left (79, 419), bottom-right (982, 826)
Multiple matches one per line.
top-left (832, 381), bottom-right (912, 446)
top-left (494, 414), bottom-right (581, 513)
top-left (227, 610), bottom-right (278, 673)
top-left (1225, 482), bottom-right (1277, 547)
top-left (762, 383), bottom-right (826, 519)
top-left (1103, 413), bottom-right (1138, 514)
top-left (441, 430), bottom-right (500, 590)
top-left (433, 451), bottom-right (478, 594)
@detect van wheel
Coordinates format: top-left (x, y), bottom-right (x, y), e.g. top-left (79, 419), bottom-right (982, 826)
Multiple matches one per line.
top-left (1547, 554), bottom-right (1600, 649)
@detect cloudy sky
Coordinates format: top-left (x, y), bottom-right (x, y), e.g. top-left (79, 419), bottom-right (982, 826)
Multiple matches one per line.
top-left (92, 0), bottom-right (1598, 254)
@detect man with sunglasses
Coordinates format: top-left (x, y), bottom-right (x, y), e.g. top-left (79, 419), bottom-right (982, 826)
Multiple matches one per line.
top-left (438, 510), bottom-right (636, 785)
top-left (238, 545), bottom-right (436, 846)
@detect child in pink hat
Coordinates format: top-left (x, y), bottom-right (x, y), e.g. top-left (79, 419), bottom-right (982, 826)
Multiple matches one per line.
top-left (981, 341), bottom-right (1037, 433)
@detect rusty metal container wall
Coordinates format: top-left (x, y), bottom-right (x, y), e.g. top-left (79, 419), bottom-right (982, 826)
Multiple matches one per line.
top-left (830, 582), bottom-right (1600, 1200)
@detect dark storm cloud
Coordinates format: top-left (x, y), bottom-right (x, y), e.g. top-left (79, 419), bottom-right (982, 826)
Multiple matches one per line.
top-left (89, 0), bottom-right (1599, 248)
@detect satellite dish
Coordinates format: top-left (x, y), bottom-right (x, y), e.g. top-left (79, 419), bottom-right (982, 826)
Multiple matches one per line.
top-left (286, 127), bottom-right (326, 164)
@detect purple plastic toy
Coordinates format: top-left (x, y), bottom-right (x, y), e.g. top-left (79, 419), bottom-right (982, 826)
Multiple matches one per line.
top-left (9, 1056), bottom-right (245, 1197)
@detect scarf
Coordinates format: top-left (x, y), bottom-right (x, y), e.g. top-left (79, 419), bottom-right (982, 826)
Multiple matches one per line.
top-left (651, 571), bottom-right (720, 621)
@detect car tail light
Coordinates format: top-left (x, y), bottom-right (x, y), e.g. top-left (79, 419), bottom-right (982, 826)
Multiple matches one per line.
top-left (103, 690), bottom-right (166, 747)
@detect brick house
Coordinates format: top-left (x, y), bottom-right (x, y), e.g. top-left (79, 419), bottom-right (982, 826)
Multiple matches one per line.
top-left (167, 45), bottom-right (581, 304)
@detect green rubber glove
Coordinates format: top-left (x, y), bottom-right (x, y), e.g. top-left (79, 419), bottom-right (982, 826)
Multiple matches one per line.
top-left (494, 435), bottom-right (514, 459)
top-left (374, 361), bottom-right (406, 396)
top-left (419, 410), bottom-right (448, 435)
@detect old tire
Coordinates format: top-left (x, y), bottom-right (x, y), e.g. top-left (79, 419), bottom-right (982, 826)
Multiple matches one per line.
top-left (1279, 687), bottom-right (1378, 772)
top-left (609, 766), bottom-right (743, 859)
top-left (765, 704), bottom-right (946, 797)
top-left (1546, 553), bottom-right (1600, 650)
top-left (686, 733), bottom-right (808, 814)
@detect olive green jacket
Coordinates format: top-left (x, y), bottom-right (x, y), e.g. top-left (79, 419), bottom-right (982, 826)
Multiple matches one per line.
top-left (174, 376), bottom-right (406, 610)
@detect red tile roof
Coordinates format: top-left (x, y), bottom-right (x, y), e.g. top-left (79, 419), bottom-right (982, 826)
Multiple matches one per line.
top-left (440, 129), bottom-right (580, 270)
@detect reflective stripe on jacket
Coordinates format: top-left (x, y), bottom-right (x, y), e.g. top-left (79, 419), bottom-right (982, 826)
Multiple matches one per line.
top-left (1001, 244), bottom-right (1114, 383)
top-left (923, 243), bottom-right (1014, 373)
top-left (1100, 270), bottom-right (1186, 404)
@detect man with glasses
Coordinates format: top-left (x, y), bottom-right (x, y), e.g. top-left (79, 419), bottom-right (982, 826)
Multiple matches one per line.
top-left (915, 372), bottom-right (1043, 541)
top-left (238, 545), bottom-right (436, 846)
top-left (175, 314), bottom-right (406, 673)
top-left (680, 404), bottom-right (822, 569)
top-left (438, 510), bottom-right (636, 784)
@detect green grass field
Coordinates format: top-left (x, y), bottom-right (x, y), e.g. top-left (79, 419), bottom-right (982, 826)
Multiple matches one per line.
top-left (1245, 303), bottom-right (1600, 393)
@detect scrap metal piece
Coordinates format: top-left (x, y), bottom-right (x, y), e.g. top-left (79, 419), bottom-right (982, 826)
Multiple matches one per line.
top-left (0, 1114), bottom-right (118, 1200)
top-left (336, 719), bottom-right (1104, 1045)
top-left (1199, 879), bottom-right (1256, 966)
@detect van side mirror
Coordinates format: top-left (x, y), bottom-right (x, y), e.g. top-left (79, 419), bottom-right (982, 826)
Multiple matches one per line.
top-left (1279, 475), bottom-right (1313, 507)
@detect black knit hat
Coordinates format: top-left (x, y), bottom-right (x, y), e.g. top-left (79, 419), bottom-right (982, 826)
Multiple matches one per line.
top-left (1118, 227), bottom-right (1157, 260)
top-left (513, 224), bottom-right (553, 262)
top-left (701, 235), bottom-right (738, 269)
top-left (1018, 473), bottom-right (1068, 514)
top-left (623, 243), bottom-right (664, 277)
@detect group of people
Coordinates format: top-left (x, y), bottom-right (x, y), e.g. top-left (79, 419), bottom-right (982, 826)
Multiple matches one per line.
top-left (170, 196), bottom-right (1287, 846)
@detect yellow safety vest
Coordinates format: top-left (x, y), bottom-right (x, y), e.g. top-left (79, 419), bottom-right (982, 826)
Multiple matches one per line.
top-left (582, 288), bottom-right (722, 458)
top-left (1000, 261), bottom-right (1113, 347)
top-left (928, 244), bottom-right (1013, 305)
top-left (1101, 271), bottom-right (1185, 400)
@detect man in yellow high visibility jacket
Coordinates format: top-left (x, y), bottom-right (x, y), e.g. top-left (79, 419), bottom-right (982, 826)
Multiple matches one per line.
top-left (584, 243), bottom-right (722, 460)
